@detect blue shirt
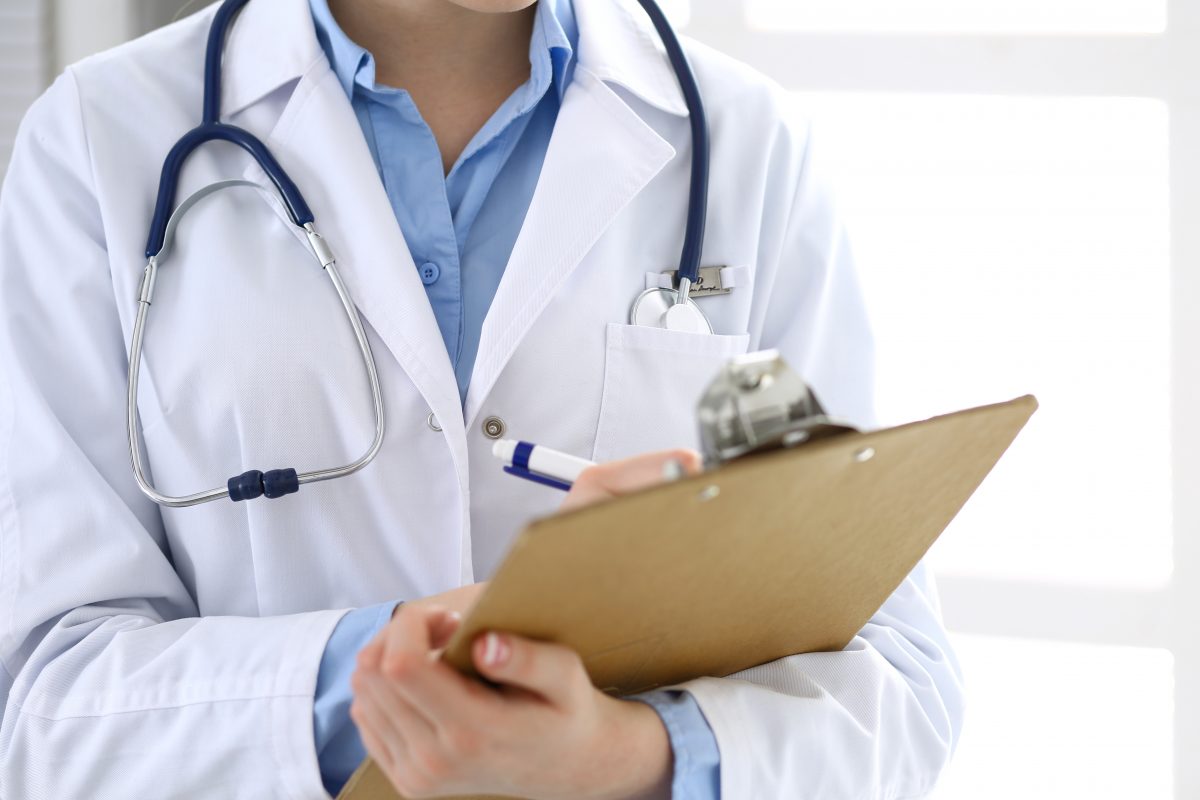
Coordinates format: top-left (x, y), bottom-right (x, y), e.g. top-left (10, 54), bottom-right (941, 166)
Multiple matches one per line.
top-left (312, 0), bottom-right (574, 404)
top-left (307, 1), bottom-right (721, 796)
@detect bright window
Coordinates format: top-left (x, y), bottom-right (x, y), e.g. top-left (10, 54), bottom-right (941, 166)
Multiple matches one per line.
top-left (747, 0), bottom-right (1167, 34)
top-left (931, 635), bottom-right (1174, 799)
top-left (678, 2), bottom-right (1188, 797)
top-left (792, 93), bottom-right (1172, 589)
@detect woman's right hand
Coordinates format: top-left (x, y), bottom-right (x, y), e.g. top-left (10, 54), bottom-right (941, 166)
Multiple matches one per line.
top-left (561, 448), bottom-right (703, 513)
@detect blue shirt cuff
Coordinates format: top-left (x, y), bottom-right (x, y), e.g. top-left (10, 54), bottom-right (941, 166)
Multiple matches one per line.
top-left (629, 689), bottom-right (721, 799)
top-left (314, 601), bottom-right (399, 797)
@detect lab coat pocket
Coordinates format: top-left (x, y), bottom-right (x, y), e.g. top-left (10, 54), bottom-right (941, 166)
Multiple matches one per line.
top-left (592, 323), bottom-right (751, 462)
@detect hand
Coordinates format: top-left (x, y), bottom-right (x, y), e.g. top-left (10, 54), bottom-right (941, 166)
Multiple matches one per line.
top-left (400, 581), bottom-right (487, 620)
top-left (350, 451), bottom-right (703, 798)
top-left (351, 604), bottom-right (673, 800)
top-left (561, 448), bottom-right (702, 513)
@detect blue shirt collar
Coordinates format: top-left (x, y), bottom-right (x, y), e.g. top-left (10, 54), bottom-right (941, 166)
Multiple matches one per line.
top-left (308, 0), bottom-right (577, 105)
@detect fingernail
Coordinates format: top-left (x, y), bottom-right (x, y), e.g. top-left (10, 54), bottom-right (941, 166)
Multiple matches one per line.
top-left (483, 632), bottom-right (510, 667)
top-left (662, 459), bottom-right (686, 482)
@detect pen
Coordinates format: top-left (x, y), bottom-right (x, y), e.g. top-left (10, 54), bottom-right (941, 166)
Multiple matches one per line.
top-left (492, 439), bottom-right (595, 491)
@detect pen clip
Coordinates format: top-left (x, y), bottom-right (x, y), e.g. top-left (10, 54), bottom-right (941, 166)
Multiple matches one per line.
top-left (503, 465), bottom-right (573, 492)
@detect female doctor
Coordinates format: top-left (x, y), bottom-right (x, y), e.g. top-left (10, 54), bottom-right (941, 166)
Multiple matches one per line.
top-left (0, 0), bottom-right (964, 797)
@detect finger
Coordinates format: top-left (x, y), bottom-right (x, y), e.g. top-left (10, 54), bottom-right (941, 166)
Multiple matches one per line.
top-left (387, 649), bottom-right (497, 726)
top-left (361, 666), bottom-right (494, 794)
top-left (351, 678), bottom-right (411, 772)
top-left (429, 610), bottom-right (462, 651)
top-left (357, 638), bottom-right (384, 672)
top-left (364, 610), bottom-right (498, 726)
top-left (358, 718), bottom-right (398, 775)
top-left (377, 605), bottom-right (454, 675)
top-left (369, 671), bottom-right (438, 738)
top-left (584, 449), bottom-right (702, 492)
top-left (472, 632), bottom-right (589, 707)
top-left (563, 449), bottom-right (702, 510)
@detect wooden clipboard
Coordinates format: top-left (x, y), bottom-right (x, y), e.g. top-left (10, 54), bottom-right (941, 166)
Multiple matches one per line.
top-left (339, 395), bottom-right (1038, 800)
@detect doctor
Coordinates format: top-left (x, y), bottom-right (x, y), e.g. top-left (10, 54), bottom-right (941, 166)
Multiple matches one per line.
top-left (0, 0), bottom-right (963, 797)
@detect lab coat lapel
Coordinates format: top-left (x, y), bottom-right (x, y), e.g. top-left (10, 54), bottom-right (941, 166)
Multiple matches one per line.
top-left (219, 0), bottom-right (687, 433)
top-left (464, 68), bottom-right (676, 426)
top-left (238, 65), bottom-right (464, 433)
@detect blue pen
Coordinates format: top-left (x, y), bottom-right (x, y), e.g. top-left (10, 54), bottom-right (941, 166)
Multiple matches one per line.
top-left (493, 439), bottom-right (595, 491)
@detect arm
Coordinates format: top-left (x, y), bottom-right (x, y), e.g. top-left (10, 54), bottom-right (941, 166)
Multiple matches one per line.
top-left (676, 120), bottom-right (965, 798)
top-left (316, 584), bottom-right (490, 795)
top-left (317, 604), bottom-right (399, 796)
top-left (0, 71), bottom-right (346, 798)
top-left (630, 691), bottom-right (720, 799)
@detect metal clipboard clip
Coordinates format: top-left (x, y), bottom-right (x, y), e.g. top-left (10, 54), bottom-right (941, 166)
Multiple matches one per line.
top-left (697, 350), bottom-right (859, 467)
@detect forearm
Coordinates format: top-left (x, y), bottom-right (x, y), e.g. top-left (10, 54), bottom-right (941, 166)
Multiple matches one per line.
top-left (1, 606), bottom-right (347, 797)
top-left (629, 691), bottom-right (721, 799)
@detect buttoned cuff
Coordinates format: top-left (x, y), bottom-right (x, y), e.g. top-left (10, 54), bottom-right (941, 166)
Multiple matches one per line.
top-left (629, 689), bottom-right (722, 799)
top-left (313, 601), bottom-right (399, 797)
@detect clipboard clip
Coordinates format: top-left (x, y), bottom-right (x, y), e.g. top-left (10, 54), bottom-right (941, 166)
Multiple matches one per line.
top-left (697, 350), bottom-right (858, 466)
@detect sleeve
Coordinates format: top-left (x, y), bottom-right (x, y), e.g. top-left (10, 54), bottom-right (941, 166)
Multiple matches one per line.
top-left (315, 602), bottom-right (399, 796)
top-left (629, 690), bottom-right (720, 800)
top-left (0, 70), bottom-right (347, 799)
top-left (677, 120), bottom-right (966, 798)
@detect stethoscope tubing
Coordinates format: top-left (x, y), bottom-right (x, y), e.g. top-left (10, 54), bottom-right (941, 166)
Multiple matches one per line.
top-left (130, 0), bottom-right (708, 506)
top-left (127, 181), bottom-right (387, 507)
top-left (634, 0), bottom-right (709, 288)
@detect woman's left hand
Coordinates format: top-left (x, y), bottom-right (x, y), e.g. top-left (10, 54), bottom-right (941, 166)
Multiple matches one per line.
top-left (351, 449), bottom-right (704, 799)
top-left (350, 602), bottom-right (672, 800)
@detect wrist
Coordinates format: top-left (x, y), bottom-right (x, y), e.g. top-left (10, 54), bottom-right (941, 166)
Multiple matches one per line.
top-left (587, 696), bottom-right (673, 800)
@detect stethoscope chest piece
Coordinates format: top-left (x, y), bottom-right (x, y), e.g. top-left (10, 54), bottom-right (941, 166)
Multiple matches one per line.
top-left (630, 286), bottom-right (714, 334)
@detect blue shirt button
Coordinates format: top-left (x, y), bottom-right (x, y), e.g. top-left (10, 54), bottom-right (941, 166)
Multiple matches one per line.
top-left (419, 261), bottom-right (440, 285)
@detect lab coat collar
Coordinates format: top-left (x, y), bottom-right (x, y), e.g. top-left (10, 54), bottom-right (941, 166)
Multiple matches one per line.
top-left (218, 0), bottom-right (689, 119)
top-left (463, 68), bottom-right (677, 425)
top-left (216, 0), bottom-right (684, 433)
top-left (575, 0), bottom-right (690, 117)
top-left (308, 0), bottom-right (577, 105)
top-left (219, 0), bottom-right (326, 118)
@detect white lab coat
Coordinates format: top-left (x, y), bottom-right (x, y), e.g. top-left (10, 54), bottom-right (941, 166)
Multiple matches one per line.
top-left (0, 0), bottom-right (964, 797)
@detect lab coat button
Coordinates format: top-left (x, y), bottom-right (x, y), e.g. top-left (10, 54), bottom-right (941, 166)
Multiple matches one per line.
top-left (419, 261), bottom-right (440, 285)
top-left (427, 412), bottom-right (442, 432)
top-left (482, 416), bottom-right (506, 439)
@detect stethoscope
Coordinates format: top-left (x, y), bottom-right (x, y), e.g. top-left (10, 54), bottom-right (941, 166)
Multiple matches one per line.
top-left (127, 0), bottom-right (711, 508)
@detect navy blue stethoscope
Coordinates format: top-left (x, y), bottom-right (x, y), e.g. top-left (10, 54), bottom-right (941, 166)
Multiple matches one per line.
top-left (127, 0), bottom-right (712, 508)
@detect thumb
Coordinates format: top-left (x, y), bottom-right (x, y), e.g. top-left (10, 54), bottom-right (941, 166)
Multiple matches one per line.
top-left (472, 632), bottom-right (589, 706)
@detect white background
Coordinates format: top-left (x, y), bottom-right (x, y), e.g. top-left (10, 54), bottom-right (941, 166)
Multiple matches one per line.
top-left (0, 0), bottom-right (1191, 797)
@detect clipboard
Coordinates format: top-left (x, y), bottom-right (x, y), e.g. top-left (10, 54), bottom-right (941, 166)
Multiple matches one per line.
top-left (339, 394), bottom-right (1037, 800)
